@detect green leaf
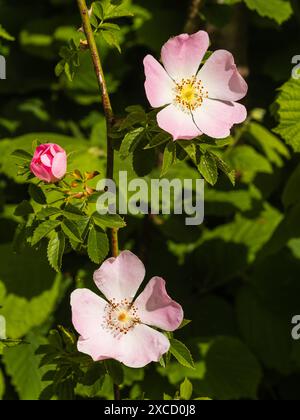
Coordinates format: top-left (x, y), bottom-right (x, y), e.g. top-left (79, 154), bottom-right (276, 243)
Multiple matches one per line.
top-left (161, 337), bottom-right (262, 400)
top-left (99, 22), bottom-right (121, 31)
top-left (211, 154), bottom-right (235, 186)
top-left (282, 163), bottom-right (300, 209)
top-left (93, 2), bottom-right (104, 20)
top-left (132, 148), bottom-right (156, 177)
top-left (177, 141), bottom-right (198, 165)
top-left (161, 141), bottom-right (176, 176)
top-left (3, 333), bottom-right (49, 400)
top-left (61, 219), bottom-right (82, 243)
top-left (237, 285), bottom-right (292, 375)
top-left (274, 79), bottom-right (300, 152)
top-left (93, 0), bottom-right (134, 21)
top-left (178, 319), bottom-right (192, 330)
top-left (37, 207), bottom-right (62, 220)
top-left (145, 132), bottom-right (171, 149)
top-left (243, 0), bottom-right (293, 24)
top-left (226, 145), bottom-right (272, 183)
top-left (87, 226), bottom-right (109, 264)
top-left (202, 337), bottom-right (262, 400)
top-left (180, 378), bottom-right (193, 400)
top-left (257, 203), bottom-right (300, 259)
top-left (101, 30), bottom-right (121, 53)
top-left (32, 220), bottom-right (61, 246)
top-left (0, 315), bottom-right (6, 340)
top-left (14, 200), bottom-right (34, 217)
top-left (0, 243), bottom-right (62, 338)
top-left (205, 186), bottom-right (258, 216)
top-left (119, 111), bottom-right (146, 131)
top-left (119, 128), bottom-right (144, 160)
top-left (93, 213), bottom-right (126, 229)
top-left (0, 24), bottom-right (15, 41)
top-left (193, 204), bottom-right (282, 284)
top-left (77, 364), bottom-right (106, 398)
top-left (62, 210), bottom-right (90, 239)
top-left (47, 232), bottom-right (66, 273)
top-left (199, 153), bottom-right (218, 186)
top-left (237, 249), bottom-right (300, 375)
top-left (29, 184), bottom-right (47, 205)
top-left (169, 339), bottom-right (195, 369)
top-left (63, 204), bottom-right (86, 220)
top-left (0, 369), bottom-right (4, 400)
top-left (11, 149), bottom-right (32, 161)
top-left (12, 223), bottom-right (27, 254)
top-left (105, 360), bottom-right (124, 386)
top-left (247, 122), bottom-right (289, 167)
top-left (56, 40), bottom-right (80, 82)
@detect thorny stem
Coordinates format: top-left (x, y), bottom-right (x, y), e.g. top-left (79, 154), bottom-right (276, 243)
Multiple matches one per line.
top-left (77, 0), bottom-right (120, 400)
top-left (77, 0), bottom-right (119, 259)
top-left (184, 0), bottom-right (203, 34)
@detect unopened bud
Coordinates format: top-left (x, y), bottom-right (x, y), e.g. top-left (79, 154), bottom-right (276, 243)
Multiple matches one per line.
top-left (80, 39), bottom-right (89, 50)
top-left (85, 187), bottom-right (95, 196)
top-left (73, 192), bottom-right (85, 199)
top-left (85, 171), bottom-right (100, 180)
top-left (72, 170), bottom-right (82, 180)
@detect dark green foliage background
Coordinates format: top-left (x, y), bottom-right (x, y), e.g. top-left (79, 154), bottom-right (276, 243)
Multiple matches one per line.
top-left (1, 0), bottom-right (300, 400)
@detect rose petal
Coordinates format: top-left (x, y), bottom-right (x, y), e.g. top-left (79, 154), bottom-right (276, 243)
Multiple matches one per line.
top-left (93, 251), bottom-right (146, 302)
top-left (77, 336), bottom-right (112, 362)
top-left (72, 289), bottom-right (127, 362)
top-left (50, 143), bottom-right (65, 156)
top-left (161, 31), bottom-right (209, 80)
top-left (115, 324), bottom-right (170, 368)
top-left (33, 144), bottom-right (48, 160)
top-left (157, 104), bottom-right (202, 140)
top-left (71, 289), bottom-right (108, 338)
top-left (193, 99), bottom-right (247, 139)
top-left (30, 161), bottom-right (52, 183)
top-left (135, 277), bottom-right (183, 331)
top-left (51, 151), bottom-right (67, 180)
top-left (144, 55), bottom-right (174, 108)
top-left (40, 154), bottom-right (52, 167)
top-left (72, 288), bottom-right (170, 366)
top-left (198, 50), bottom-right (248, 102)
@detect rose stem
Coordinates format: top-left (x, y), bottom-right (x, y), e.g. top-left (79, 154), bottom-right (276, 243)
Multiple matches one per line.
top-left (77, 0), bottom-right (120, 400)
top-left (77, 0), bottom-right (119, 259)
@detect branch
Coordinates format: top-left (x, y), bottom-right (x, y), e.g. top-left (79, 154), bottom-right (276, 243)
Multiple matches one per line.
top-left (184, 0), bottom-right (203, 34)
top-left (77, 0), bottom-right (119, 260)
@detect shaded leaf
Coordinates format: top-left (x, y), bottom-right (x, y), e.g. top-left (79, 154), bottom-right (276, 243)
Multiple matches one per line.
top-left (32, 220), bottom-right (61, 246)
top-left (47, 232), bottom-right (66, 273)
top-left (87, 226), bottom-right (109, 264)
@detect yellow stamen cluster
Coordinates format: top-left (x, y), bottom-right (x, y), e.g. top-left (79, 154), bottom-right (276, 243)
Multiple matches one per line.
top-left (174, 76), bottom-right (208, 112)
top-left (103, 298), bottom-right (140, 337)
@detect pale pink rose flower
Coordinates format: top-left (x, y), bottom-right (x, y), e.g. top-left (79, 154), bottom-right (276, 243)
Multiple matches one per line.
top-left (144, 31), bottom-right (248, 140)
top-left (71, 251), bottom-right (184, 368)
top-left (30, 143), bottom-right (67, 183)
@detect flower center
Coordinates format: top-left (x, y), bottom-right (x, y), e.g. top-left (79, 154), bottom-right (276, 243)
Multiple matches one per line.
top-left (104, 298), bottom-right (140, 337)
top-left (174, 76), bottom-right (208, 112)
top-left (118, 312), bottom-right (128, 322)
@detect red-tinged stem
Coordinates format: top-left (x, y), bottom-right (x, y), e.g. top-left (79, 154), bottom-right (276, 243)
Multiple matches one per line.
top-left (77, 0), bottom-right (120, 400)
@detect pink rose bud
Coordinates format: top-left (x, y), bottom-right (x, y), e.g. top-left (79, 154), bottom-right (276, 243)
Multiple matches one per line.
top-left (30, 143), bottom-right (67, 183)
